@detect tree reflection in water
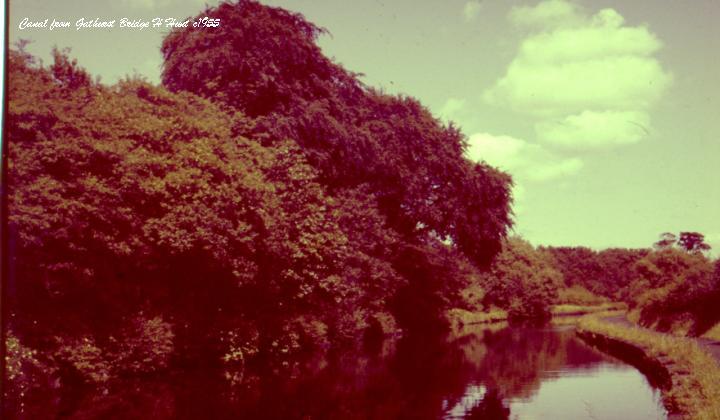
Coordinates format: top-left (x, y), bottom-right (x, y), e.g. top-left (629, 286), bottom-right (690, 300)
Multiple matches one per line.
top-left (32, 324), bottom-right (663, 419)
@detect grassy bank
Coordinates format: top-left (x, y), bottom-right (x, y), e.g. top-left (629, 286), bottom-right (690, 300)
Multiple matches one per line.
top-left (447, 308), bottom-right (509, 328)
top-left (551, 302), bottom-right (626, 317)
top-left (448, 303), bottom-right (626, 333)
top-left (577, 316), bottom-right (720, 419)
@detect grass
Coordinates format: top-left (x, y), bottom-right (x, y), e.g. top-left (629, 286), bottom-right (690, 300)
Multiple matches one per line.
top-left (551, 302), bottom-right (626, 316)
top-left (447, 308), bottom-right (508, 327)
top-left (578, 316), bottom-right (720, 419)
top-left (448, 303), bottom-right (625, 331)
top-left (628, 308), bottom-right (720, 341)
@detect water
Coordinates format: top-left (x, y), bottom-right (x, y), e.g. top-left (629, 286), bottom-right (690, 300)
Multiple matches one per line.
top-left (23, 322), bottom-right (667, 419)
top-left (442, 324), bottom-right (667, 420)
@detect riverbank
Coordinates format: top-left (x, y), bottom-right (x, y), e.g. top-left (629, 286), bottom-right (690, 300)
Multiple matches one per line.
top-left (448, 303), bottom-right (626, 330)
top-left (551, 302), bottom-right (626, 317)
top-left (577, 316), bottom-right (720, 419)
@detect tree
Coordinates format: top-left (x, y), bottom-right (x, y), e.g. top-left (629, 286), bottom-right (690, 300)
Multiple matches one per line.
top-left (160, 0), bottom-right (513, 267)
top-left (481, 238), bottom-right (562, 319)
top-left (678, 232), bottom-right (711, 253)
top-left (6, 47), bottom-right (392, 373)
top-left (628, 248), bottom-right (714, 330)
top-left (8, 11), bottom-right (516, 387)
top-left (652, 231), bottom-right (711, 254)
top-left (595, 248), bottom-right (649, 300)
top-left (654, 232), bottom-right (677, 250)
top-left (7, 2), bottom-right (518, 407)
top-left (541, 246), bottom-right (604, 294)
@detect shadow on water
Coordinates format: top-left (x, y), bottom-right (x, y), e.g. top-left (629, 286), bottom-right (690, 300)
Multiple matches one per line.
top-left (25, 323), bottom-right (667, 419)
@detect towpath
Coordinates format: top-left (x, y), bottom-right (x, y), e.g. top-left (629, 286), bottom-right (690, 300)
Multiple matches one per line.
top-left (602, 314), bottom-right (720, 364)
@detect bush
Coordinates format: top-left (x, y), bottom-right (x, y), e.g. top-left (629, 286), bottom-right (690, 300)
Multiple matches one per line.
top-left (628, 249), bottom-right (714, 334)
top-left (481, 238), bottom-right (562, 319)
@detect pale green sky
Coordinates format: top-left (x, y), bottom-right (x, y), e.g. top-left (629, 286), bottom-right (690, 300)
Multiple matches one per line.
top-left (8, 0), bottom-right (720, 253)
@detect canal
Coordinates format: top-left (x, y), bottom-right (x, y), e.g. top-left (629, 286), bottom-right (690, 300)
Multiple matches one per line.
top-left (40, 322), bottom-right (667, 419)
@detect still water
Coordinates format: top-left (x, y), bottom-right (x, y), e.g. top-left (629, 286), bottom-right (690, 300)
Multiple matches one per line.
top-left (43, 323), bottom-right (667, 419)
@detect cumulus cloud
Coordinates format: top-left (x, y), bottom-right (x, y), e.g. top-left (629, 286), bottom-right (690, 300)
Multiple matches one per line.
top-left (464, 132), bottom-right (581, 215)
top-left (465, 132), bottom-right (583, 182)
top-left (463, 1), bottom-right (483, 22)
top-left (536, 110), bottom-right (650, 148)
top-left (484, 0), bottom-right (672, 149)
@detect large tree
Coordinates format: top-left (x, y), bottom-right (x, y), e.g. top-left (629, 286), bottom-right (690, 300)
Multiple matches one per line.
top-left (160, 0), bottom-right (513, 267)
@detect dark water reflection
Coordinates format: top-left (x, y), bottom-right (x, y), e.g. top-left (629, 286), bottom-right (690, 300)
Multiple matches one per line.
top-left (35, 323), bottom-right (667, 419)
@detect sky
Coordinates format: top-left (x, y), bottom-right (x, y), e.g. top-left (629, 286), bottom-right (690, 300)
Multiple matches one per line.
top-left (7, 0), bottom-right (720, 253)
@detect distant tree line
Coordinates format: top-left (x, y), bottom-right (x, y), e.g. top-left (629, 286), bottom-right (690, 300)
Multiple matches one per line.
top-left (536, 232), bottom-right (718, 335)
top-left (460, 232), bottom-right (718, 330)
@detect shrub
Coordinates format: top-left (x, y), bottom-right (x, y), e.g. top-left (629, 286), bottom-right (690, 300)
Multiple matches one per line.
top-left (628, 249), bottom-right (714, 334)
top-left (481, 238), bottom-right (562, 319)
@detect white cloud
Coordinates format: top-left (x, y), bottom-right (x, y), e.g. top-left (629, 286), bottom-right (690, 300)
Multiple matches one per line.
top-left (465, 132), bottom-right (583, 182)
top-left (463, 1), bottom-right (483, 22)
top-left (535, 110), bottom-right (650, 148)
top-left (484, 0), bottom-right (672, 149)
top-left (464, 132), bottom-right (582, 216)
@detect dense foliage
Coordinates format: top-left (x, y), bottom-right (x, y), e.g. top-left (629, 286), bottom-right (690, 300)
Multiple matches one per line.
top-left (4, 1), bottom-right (514, 414)
top-left (7, 46), bottom-right (384, 373)
top-left (544, 239), bottom-right (719, 336)
top-left (628, 248), bottom-right (717, 335)
top-left (476, 238), bottom-right (563, 319)
top-left (542, 246), bottom-right (649, 299)
top-left (161, 0), bottom-right (512, 267)
top-left (7, 1), bottom-right (717, 417)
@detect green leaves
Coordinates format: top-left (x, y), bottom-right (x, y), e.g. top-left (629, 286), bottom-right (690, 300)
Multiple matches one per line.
top-left (8, 0), bottom-right (516, 379)
top-left (160, 0), bottom-right (512, 267)
top-left (481, 238), bottom-right (562, 319)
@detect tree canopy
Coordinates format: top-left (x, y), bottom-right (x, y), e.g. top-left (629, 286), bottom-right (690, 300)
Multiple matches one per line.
top-left (653, 231), bottom-right (711, 253)
top-left (480, 238), bottom-right (563, 319)
top-left (160, 0), bottom-right (512, 267)
top-left (6, 2), bottom-right (514, 405)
